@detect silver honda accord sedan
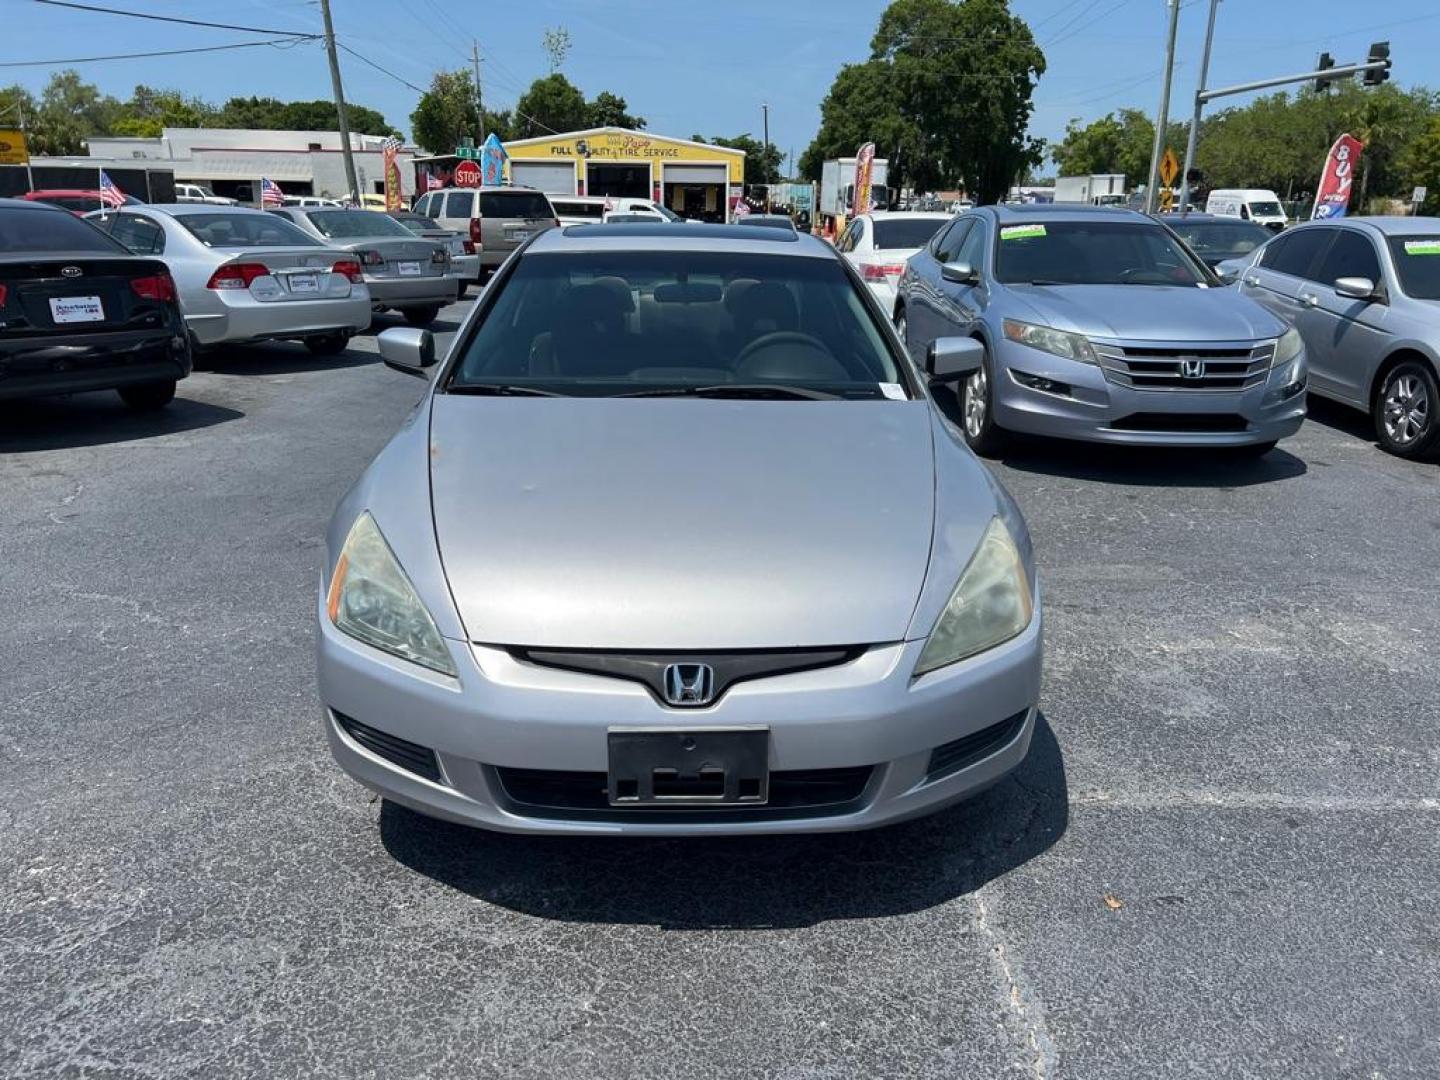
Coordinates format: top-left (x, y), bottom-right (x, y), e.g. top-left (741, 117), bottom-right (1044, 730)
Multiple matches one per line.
top-left (317, 224), bottom-right (1043, 835)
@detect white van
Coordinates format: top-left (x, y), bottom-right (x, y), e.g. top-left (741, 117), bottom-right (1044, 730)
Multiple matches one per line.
top-left (1205, 189), bottom-right (1288, 230)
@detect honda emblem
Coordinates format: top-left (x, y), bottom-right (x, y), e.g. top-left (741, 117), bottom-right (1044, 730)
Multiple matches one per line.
top-left (1181, 357), bottom-right (1205, 379)
top-left (662, 663), bottom-right (715, 707)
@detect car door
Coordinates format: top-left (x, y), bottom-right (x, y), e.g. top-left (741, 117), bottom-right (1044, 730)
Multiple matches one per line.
top-left (932, 215), bottom-right (988, 337)
top-left (1238, 226), bottom-right (1333, 332)
top-left (103, 212), bottom-right (166, 257)
top-left (1298, 226), bottom-right (1391, 406)
top-left (906, 217), bottom-right (971, 356)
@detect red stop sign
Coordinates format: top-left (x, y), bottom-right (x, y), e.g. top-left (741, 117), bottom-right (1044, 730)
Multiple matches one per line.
top-left (454, 160), bottom-right (482, 188)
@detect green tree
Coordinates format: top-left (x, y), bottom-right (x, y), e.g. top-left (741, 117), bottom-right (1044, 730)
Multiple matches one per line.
top-left (703, 133), bottom-right (782, 186)
top-left (112, 85), bottom-right (218, 138)
top-left (409, 70), bottom-right (479, 154)
top-left (542, 27), bottom-right (572, 74)
top-left (216, 96), bottom-right (393, 136)
top-left (587, 90), bottom-right (645, 130)
top-left (513, 74), bottom-right (589, 139)
top-left (30, 71), bottom-right (121, 155)
top-left (1051, 108), bottom-right (1185, 186)
top-left (802, 0), bottom-right (1045, 203)
top-left (1400, 115), bottom-right (1440, 214)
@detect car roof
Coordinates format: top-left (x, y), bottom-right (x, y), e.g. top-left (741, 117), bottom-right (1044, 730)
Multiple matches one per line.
top-left (1152, 212), bottom-right (1263, 225)
top-left (530, 222), bottom-right (832, 257)
top-left (987, 203), bottom-right (1152, 224)
top-left (0, 196), bottom-right (66, 212)
top-left (864, 211), bottom-right (953, 220)
top-left (1333, 216), bottom-right (1440, 237)
top-left (117, 203), bottom-right (270, 217)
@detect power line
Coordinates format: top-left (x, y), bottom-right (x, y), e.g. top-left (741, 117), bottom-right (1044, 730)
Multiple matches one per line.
top-left (339, 43), bottom-right (426, 94)
top-left (31, 0), bottom-right (318, 36)
top-left (0, 37), bottom-right (314, 68)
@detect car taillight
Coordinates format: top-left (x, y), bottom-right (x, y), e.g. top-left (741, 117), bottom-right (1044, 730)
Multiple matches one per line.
top-left (860, 263), bottom-right (905, 281)
top-left (331, 259), bottom-right (363, 283)
top-left (356, 250), bottom-right (384, 266)
top-left (129, 272), bottom-right (177, 302)
top-left (0, 283), bottom-right (7, 308)
top-left (206, 262), bottom-right (269, 290)
top-left (469, 217), bottom-right (482, 250)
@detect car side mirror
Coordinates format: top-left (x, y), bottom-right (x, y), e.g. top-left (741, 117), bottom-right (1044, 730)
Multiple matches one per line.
top-left (1216, 266), bottom-right (1240, 285)
top-left (927, 337), bottom-right (984, 381)
top-left (941, 261), bottom-right (979, 285)
top-left (1333, 276), bottom-right (1380, 302)
top-left (377, 327), bottom-right (436, 377)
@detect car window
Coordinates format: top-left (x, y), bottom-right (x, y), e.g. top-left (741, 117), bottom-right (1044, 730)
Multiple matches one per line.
top-left (928, 219), bottom-right (958, 258)
top-left (835, 221), bottom-right (856, 253)
top-left (1264, 227), bottom-right (1333, 280)
top-left (450, 251), bottom-right (909, 398)
top-left (1385, 236), bottom-right (1440, 300)
top-left (267, 209), bottom-right (297, 223)
top-left (445, 191), bottom-right (474, 218)
top-left (953, 219), bottom-right (986, 271)
top-left (993, 220), bottom-right (1209, 286)
top-left (1169, 220), bottom-right (1272, 261)
top-left (873, 218), bottom-right (948, 250)
top-left (177, 211), bottom-right (320, 248)
top-left (108, 214), bottom-right (165, 255)
top-left (394, 213), bottom-right (440, 230)
top-left (1314, 230), bottom-right (1381, 285)
top-left (305, 209), bottom-right (413, 239)
top-left (479, 191), bottom-right (553, 219)
top-left (936, 219), bottom-right (974, 263)
top-left (412, 194), bottom-right (431, 217)
top-left (1, 207), bottom-right (127, 253)
top-left (848, 218), bottom-right (866, 250)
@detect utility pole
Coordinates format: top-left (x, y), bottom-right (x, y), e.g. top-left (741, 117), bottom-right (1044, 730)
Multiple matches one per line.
top-left (319, 0), bottom-right (360, 204)
top-left (1144, 0), bottom-right (1181, 214)
top-left (762, 102), bottom-right (771, 211)
top-left (1178, 0), bottom-right (1220, 214)
top-left (472, 41), bottom-right (484, 144)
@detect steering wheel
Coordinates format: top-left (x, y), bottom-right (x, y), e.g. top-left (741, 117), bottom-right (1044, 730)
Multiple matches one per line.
top-left (733, 331), bottom-right (845, 380)
top-left (1121, 268), bottom-right (1175, 285)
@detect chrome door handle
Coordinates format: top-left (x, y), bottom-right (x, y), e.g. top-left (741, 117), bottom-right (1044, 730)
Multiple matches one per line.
top-left (1301, 293), bottom-right (1320, 307)
top-left (1243, 276), bottom-right (1260, 287)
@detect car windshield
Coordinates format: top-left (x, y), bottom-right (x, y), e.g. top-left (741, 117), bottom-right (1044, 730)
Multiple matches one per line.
top-left (0, 207), bottom-right (127, 252)
top-left (307, 210), bottom-right (413, 238)
top-left (994, 220), bottom-right (1211, 286)
top-left (479, 191), bottom-right (552, 219)
top-left (1387, 236), bottom-right (1440, 300)
top-left (449, 251), bottom-right (909, 399)
top-left (1248, 201), bottom-right (1284, 217)
top-left (179, 212), bottom-right (319, 248)
top-left (873, 218), bottom-right (948, 250)
top-left (1169, 220), bottom-right (1274, 261)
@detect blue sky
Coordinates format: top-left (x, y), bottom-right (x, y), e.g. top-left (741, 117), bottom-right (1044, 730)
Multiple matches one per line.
top-left (5, 0), bottom-right (1440, 171)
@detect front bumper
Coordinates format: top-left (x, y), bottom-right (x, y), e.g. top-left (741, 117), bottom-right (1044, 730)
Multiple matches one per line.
top-left (316, 594), bottom-right (1043, 836)
top-left (0, 326), bottom-right (191, 400)
top-left (991, 336), bottom-right (1307, 446)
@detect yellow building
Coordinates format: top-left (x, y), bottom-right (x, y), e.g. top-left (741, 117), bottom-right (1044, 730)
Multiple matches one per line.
top-left (504, 127), bottom-right (745, 223)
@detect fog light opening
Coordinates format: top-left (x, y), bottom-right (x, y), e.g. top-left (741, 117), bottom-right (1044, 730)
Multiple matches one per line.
top-left (1011, 370), bottom-right (1074, 398)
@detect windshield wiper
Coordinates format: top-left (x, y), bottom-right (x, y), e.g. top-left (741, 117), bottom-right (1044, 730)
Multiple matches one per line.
top-left (446, 383), bottom-right (566, 397)
top-left (1020, 279), bottom-right (1071, 286)
top-left (620, 384), bottom-right (843, 400)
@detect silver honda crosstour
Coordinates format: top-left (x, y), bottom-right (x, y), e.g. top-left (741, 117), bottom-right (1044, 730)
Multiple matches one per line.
top-left (317, 223), bottom-right (1043, 835)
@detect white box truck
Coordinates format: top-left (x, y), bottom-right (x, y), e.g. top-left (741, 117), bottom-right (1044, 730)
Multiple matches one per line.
top-left (1054, 173), bottom-right (1127, 205)
top-left (820, 157), bottom-right (889, 225)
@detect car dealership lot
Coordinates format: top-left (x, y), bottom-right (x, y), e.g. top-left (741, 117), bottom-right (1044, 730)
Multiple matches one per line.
top-left (2, 298), bottom-right (1437, 1078)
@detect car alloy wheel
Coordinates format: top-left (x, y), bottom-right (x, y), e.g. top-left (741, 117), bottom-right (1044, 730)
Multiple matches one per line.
top-left (963, 364), bottom-right (989, 439)
top-left (1382, 371), bottom-right (1429, 447)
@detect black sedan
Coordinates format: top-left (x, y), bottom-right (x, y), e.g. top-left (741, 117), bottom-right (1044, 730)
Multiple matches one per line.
top-left (0, 198), bottom-right (190, 409)
top-left (1156, 211), bottom-right (1275, 270)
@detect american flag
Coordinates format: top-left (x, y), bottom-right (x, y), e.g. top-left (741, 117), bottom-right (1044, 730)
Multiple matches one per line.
top-left (98, 169), bottom-right (125, 209)
top-left (260, 177), bottom-right (284, 207)
top-left (424, 172), bottom-right (442, 191)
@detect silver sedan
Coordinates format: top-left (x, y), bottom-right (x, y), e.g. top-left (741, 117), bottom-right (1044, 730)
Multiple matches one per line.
top-left (86, 204), bottom-right (372, 355)
top-left (269, 207), bottom-right (455, 326)
top-left (317, 224), bottom-right (1043, 835)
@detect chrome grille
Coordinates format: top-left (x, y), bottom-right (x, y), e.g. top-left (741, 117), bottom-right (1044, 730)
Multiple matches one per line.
top-left (1094, 342), bottom-right (1274, 391)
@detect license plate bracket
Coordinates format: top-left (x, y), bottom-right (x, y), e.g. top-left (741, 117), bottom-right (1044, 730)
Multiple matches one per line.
top-left (397, 260), bottom-right (421, 276)
top-left (288, 273), bottom-right (319, 293)
top-left (49, 295), bottom-right (105, 324)
top-left (607, 727), bottom-right (769, 806)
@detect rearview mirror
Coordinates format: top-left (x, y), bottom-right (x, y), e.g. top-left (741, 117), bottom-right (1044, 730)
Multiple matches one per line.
top-left (941, 261), bottom-right (979, 285)
top-left (377, 327), bottom-right (436, 377)
top-left (1333, 276), bottom-right (1379, 301)
top-left (927, 337), bottom-right (984, 381)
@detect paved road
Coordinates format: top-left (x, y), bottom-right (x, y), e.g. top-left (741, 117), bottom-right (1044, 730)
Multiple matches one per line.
top-left (3, 298), bottom-right (1437, 1078)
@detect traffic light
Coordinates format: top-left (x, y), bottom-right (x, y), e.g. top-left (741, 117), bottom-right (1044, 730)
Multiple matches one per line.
top-left (1364, 41), bottom-right (1391, 86)
top-left (1314, 52), bottom-right (1336, 93)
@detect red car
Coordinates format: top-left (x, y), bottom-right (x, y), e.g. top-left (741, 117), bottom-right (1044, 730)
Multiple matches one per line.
top-left (22, 189), bottom-right (142, 215)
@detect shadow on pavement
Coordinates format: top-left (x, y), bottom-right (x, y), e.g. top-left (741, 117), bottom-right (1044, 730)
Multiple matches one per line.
top-left (0, 393), bottom-right (243, 453)
top-left (379, 713), bottom-right (1068, 930)
top-left (200, 340), bottom-right (378, 375)
top-left (1301, 393), bottom-right (1374, 444)
top-left (929, 384), bottom-right (1307, 488)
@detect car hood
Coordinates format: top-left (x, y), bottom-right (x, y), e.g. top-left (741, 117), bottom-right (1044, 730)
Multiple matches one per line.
top-left (428, 397), bottom-right (941, 650)
top-left (1008, 283), bottom-right (1286, 342)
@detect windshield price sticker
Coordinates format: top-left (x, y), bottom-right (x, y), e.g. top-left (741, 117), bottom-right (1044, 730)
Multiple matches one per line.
top-left (1001, 224), bottom-right (1046, 241)
top-left (878, 382), bottom-right (907, 400)
top-left (1403, 240), bottom-right (1440, 256)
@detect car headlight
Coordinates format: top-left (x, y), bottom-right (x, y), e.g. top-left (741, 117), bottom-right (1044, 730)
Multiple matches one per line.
top-left (1273, 327), bottom-right (1303, 366)
top-left (914, 517), bottom-right (1034, 677)
top-left (1002, 318), bottom-right (1098, 364)
top-left (325, 512), bottom-right (457, 677)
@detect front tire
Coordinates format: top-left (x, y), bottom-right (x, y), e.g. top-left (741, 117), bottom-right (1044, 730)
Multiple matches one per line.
top-left (1374, 360), bottom-right (1439, 459)
top-left (117, 380), bottom-right (176, 411)
top-left (403, 306), bottom-right (440, 328)
top-left (960, 349), bottom-right (1009, 457)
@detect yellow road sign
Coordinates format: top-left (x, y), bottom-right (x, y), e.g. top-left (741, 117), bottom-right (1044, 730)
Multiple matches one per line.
top-left (0, 129), bottom-right (29, 166)
top-left (1159, 148), bottom-right (1180, 188)
top-left (1159, 188), bottom-right (1175, 212)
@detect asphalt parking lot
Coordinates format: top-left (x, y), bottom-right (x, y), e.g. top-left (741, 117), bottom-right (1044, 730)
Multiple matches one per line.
top-left (3, 295), bottom-right (1437, 1079)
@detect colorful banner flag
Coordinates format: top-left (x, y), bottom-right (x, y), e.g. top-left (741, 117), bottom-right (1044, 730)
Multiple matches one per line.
top-left (1311, 134), bottom-right (1363, 220)
top-left (425, 171), bottom-right (443, 191)
top-left (480, 132), bottom-right (507, 187)
top-left (382, 136), bottom-right (404, 211)
top-left (853, 142), bottom-right (876, 216)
